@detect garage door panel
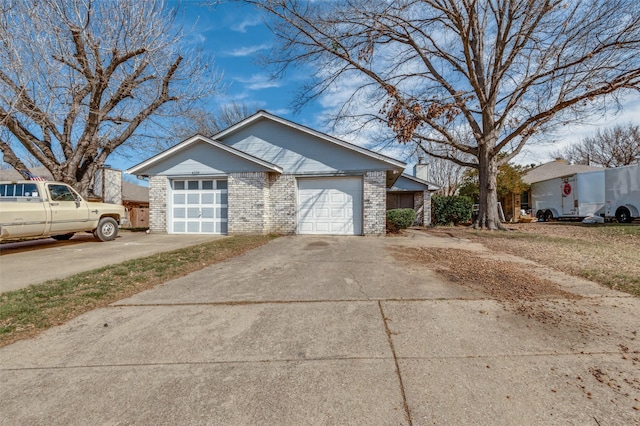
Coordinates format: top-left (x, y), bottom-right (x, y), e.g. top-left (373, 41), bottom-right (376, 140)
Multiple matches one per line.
top-left (297, 177), bottom-right (362, 235)
top-left (187, 208), bottom-right (199, 218)
top-left (316, 223), bottom-right (330, 232)
top-left (330, 192), bottom-right (348, 203)
top-left (201, 208), bottom-right (214, 219)
top-left (330, 223), bottom-right (352, 233)
top-left (316, 208), bottom-right (329, 218)
top-left (298, 222), bottom-right (313, 233)
top-left (170, 179), bottom-right (228, 235)
top-left (331, 208), bottom-right (345, 218)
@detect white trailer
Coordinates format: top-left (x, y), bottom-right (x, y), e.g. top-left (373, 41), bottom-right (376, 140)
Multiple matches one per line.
top-left (605, 164), bottom-right (640, 223)
top-left (532, 169), bottom-right (605, 221)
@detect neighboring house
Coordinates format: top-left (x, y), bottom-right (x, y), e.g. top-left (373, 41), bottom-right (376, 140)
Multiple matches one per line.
top-left (503, 159), bottom-right (602, 221)
top-left (387, 158), bottom-right (440, 226)
top-left (0, 167), bottom-right (56, 183)
top-left (127, 111), bottom-right (434, 236)
top-left (122, 182), bottom-right (150, 228)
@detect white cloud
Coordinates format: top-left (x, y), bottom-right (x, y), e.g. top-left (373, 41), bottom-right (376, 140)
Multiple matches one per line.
top-left (183, 32), bottom-right (206, 46)
top-left (267, 107), bottom-right (292, 115)
top-left (231, 16), bottom-right (262, 33)
top-left (515, 94), bottom-right (640, 166)
top-left (235, 74), bottom-right (281, 90)
top-left (223, 43), bottom-right (270, 57)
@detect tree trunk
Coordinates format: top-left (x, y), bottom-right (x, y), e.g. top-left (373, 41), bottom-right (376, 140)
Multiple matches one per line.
top-left (73, 175), bottom-right (93, 199)
top-left (475, 145), bottom-right (503, 230)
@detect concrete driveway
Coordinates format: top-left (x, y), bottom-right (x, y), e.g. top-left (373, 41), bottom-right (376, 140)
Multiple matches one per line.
top-left (0, 231), bottom-right (224, 292)
top-left (1, 231), bottom-right (639, 425)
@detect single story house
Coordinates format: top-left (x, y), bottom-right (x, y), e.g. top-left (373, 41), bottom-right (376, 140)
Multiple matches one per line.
top-left (387, 158), bottom-right (439, 226)
top-left (127, 111), bottom-right (437, 236)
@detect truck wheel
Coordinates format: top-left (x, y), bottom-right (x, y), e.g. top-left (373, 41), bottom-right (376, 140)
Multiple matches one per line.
top-left (51, 233), bottom-right (74, 241)
top-left (536, 210), bottom-right (545, 221)
top-left (616, 207), bottom-right (632, 223)
top-left (94, 217), bottom-right (118, 241)
top-left (544, 210), bottom-right (554, 222)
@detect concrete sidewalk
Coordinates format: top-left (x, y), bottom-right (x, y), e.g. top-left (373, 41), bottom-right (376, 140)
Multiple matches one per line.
top-left (1, 231), bottom-right (638, 425)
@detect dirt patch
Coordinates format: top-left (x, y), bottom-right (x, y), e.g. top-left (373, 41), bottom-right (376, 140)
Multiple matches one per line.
top-left (392, 229), bottom-right (640, 413)
top-left (391, 244), bottom-right (585, 329)
top-left (424, 223), bottom-right (640, 296)
top-left (394, 246), bottom-right (578, 302)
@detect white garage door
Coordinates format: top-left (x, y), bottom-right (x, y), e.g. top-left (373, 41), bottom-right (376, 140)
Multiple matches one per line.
top-left (297, 177), bottom-right (362, 235)
top-left (170, 179), bottom-right (227, 234)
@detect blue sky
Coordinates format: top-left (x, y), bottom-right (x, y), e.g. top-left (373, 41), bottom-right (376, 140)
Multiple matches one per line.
top-left (162, 0), bottom-right (422, 168)
top-left (176, 1), bottom-right (317, 125)
top-left (115, 0), bottom-right (326, 177)
top-left (163, 1), bottom-right (640, 170)
top-left (6, 0), bottom-right (636, 176)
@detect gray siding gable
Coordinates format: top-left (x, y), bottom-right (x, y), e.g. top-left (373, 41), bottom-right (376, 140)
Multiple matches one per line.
top-left (389, 174), bottom-right (437, 191)
top-left (219, 118), bottom-right (400, 174)
top-left (136, 140), bottom-right (276, 176)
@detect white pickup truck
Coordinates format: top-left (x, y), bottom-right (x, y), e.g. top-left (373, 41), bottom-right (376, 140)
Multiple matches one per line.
top-left (0, 180), bottom-right (126, 242)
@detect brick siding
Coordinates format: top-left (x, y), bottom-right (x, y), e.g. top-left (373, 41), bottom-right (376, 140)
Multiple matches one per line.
top-left (423, 191), bottom-right (432, 226)
top-left (363, 171), bottom-right (387, 235)
top-left (265, 173), bottom-right (297, 234)
top-left (227, 172), bottom-right (267, 234)
top-left (148, 176), bottom-right (168, 233)
top-left (413, 191), bottom-right (433, 226)
top-left (149, 171), bottom-right (390, 235)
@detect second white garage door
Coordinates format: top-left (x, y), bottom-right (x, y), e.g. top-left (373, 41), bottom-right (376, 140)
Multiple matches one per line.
top-left (297, 177), bottom-right (363, 235)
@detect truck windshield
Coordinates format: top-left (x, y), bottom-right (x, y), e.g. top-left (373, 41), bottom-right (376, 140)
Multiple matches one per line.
top-left (0, 183), bottom-right (40, 197)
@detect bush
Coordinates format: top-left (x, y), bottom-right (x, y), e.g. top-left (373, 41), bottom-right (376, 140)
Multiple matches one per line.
top-left (387, 208), bottom-right (416, 231)
top-left (432, 195), bottom-right (473, 225)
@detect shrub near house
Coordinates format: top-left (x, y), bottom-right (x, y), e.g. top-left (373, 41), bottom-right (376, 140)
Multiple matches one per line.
top-left (386, 208), bottom-right (416, 231)
top-left (432, 195), bottom-right (473, 225)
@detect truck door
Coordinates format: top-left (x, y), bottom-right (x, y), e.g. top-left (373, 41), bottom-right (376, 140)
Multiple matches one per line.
top-left (0, 182), bottom-right (48, 238)
top-left (561, 176), bottom-right (577, 216)
top-left (46, 184), bottom-right (90, 233)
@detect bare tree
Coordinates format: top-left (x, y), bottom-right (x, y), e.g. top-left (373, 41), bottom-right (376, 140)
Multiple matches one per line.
top-left (416, 145), bottom-right (470, 196)
top-left (250, 0), bottom-right (640, 229)
top-left (171, 102), bottom-right (260, 141)
top-left (0, 0), bottom-right (220, 196)
top-left (430, 158), bottom-right (468, 196)
top-left (551, 123), bottom-right (640, 167)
